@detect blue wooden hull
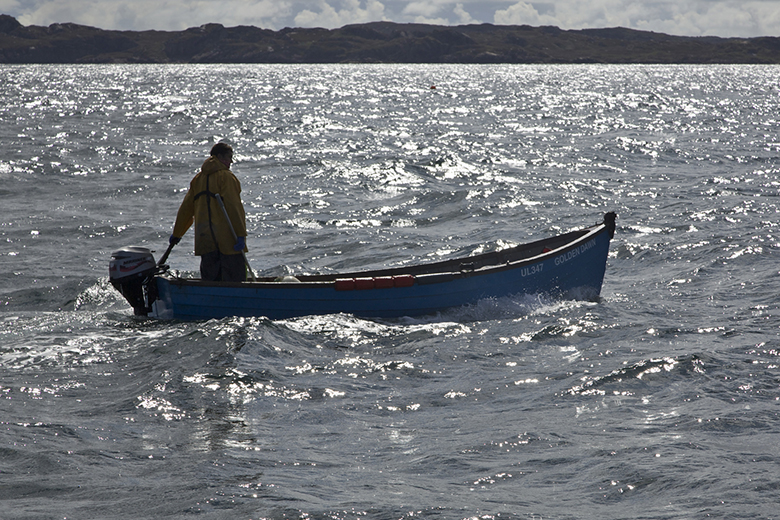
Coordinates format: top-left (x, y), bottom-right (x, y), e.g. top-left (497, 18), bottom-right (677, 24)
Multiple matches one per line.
top-left (151, 214), bottom-right (615, 321)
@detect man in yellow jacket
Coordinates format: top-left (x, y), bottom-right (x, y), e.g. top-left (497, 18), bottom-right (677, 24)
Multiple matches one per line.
top-left (169, 143), bottom-right (248, 282)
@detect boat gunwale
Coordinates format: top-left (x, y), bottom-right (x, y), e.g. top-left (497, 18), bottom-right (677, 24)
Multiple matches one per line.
top-left (158, 221), bottom-right (608, 290)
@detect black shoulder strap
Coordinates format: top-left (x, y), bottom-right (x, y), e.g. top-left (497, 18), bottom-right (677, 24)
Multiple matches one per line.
top-left (198, 175), bottom-right (220, 254)
top-left (194, 189), bottom-right (216, 200)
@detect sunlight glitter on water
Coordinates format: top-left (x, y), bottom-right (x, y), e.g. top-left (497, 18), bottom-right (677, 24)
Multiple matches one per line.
top-left (3, 64), bottom-right (780, 520)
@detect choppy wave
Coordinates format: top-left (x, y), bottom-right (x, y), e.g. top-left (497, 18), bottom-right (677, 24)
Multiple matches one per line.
top-left (1, 64), bottom-right (780, 519)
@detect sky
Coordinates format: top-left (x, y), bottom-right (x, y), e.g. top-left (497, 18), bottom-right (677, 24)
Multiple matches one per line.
top-left (2, 0), bottom-right (779, 38)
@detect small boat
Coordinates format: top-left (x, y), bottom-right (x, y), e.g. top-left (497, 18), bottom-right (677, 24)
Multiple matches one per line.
top-left (109, 212), bottom-right (616, 321)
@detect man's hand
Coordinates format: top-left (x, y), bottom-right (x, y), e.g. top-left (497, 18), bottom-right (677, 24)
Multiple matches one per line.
top-left (234, 236), bottom-right (246, 252)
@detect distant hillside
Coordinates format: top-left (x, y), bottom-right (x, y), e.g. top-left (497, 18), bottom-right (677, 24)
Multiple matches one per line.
top-left (1, 14), bottom-right (779, 64)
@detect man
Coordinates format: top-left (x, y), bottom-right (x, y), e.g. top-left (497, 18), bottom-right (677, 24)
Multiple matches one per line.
top-left (169, 143), bottom-right (248, 282)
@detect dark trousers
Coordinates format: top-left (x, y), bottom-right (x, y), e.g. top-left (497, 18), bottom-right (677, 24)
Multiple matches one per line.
top-left (200, 250), bottom-right (246, 282)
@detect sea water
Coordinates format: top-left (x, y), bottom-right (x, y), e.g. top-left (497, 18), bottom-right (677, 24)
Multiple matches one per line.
top-left (1, 64), bottom-right (779, 519)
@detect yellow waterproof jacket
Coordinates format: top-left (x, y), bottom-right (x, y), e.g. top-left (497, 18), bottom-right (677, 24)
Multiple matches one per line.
top-left (172, 156), bottom-right (247, 256)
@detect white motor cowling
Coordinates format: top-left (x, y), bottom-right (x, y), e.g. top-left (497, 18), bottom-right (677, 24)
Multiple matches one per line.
top-left (109, 247), bottom-right (157, 315)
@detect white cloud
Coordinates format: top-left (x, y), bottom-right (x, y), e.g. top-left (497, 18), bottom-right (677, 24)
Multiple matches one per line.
top-left (453, 3), bottom-right (478, 24)
top-left (493, 1), bottom-right (555, 26)
top-left (638, 1), bottom-right (779, 38)
top-left (294, 0), bottom-right (387, 28)
top-left (402, 1), bottom-right (444, 19)
top-left (493, 0), bottom-right (780, 37)
top-left (399, 0), bottom-right (479, 25)
top-left (0, 0), bottom-right (22, 14)
top-left (16, 0), bottom-right (296, 31)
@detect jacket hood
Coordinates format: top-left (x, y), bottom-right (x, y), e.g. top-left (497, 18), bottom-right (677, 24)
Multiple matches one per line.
top-left (201, 155), bottom-right (229, 175)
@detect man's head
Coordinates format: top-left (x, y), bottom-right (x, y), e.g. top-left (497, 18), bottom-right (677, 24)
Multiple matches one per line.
top-left (210, 143), bottom-right (234, 168)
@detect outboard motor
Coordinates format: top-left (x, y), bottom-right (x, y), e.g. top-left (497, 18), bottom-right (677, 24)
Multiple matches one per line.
top-left (109, 246), bottom-right (157, 315)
